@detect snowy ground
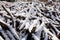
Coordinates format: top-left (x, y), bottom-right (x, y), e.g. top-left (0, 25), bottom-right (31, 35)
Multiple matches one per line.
top-left (0, 1), bottom-right (60, 40)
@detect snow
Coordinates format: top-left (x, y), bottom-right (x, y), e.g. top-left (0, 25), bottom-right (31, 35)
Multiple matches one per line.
top-left (0, 1), bottom-right (60, 40)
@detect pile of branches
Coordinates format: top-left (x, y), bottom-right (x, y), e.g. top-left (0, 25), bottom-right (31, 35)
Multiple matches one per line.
top-left (0, 1), bottom-right (60, 40)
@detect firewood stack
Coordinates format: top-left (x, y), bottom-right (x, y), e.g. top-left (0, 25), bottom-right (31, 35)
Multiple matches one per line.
top-left (0, 1), bottom-right (60, 40)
